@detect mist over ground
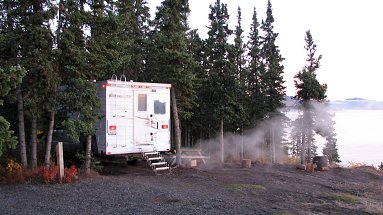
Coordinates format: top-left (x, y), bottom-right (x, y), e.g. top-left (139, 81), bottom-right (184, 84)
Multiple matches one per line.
top-left (193, 98), bottom-right (383, 167)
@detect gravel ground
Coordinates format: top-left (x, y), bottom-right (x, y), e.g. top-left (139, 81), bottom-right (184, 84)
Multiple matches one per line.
top-left (1, 158), bottom-right (382, 215)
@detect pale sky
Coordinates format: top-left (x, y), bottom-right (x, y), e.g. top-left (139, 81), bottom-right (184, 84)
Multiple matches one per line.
top-left (149, 0), bottom-right (383, 101)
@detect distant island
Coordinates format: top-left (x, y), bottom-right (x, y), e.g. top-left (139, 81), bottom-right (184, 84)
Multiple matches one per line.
top-left (345, 97), bottom-right (366, 101)
top-left (283, 96), bottom-right (383, 110)
top-left (331, 98), bottom-right (383, 110)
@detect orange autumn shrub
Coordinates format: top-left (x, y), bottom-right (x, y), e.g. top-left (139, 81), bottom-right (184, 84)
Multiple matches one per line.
top-left (1, 160), bottom-right (78, 184)
top-left (5, 159), bottom-right (24, 183)
top-left (64, 165), bottom-right (78, 183)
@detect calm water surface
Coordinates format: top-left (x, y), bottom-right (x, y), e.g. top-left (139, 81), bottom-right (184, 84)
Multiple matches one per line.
top-left (334, 110), bottom-right (383, 166)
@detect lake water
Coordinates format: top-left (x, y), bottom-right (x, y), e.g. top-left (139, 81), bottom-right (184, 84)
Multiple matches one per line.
top-left (334, 110), bottom-right (383, 167)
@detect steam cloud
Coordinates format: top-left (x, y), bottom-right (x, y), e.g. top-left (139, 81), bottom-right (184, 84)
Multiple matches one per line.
top-left (194, 100), bottom-right (335, 165)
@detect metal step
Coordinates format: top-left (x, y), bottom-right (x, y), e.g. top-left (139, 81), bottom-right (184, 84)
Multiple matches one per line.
top-left (144, 152), bottom-right (159, 156)
top-left (148, 157), bottom-right (163, 161)
top-left (140, 147), bottom-right (171, 175)
top-left (151, 162), bottom-right (167, 166)
top-left (155, 166), bottom-right (170, 171)
top-left (154, 166), bottom-right (171, 175)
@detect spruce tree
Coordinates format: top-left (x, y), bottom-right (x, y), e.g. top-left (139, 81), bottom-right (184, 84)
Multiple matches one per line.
top-left (259, 0), bottom-right (286, 162)
top-left (115, 0), bottom-right (150, 81)
top-left (56, 0), bottom-right (101, 174)
top-left (294, 30), bottom-right (339, 163)
top-left (232, 6), bottom-right (249, 129)
top-left (87, 0), bottom-right (123, 79)
top-left (184, 29), bottom-right (204, 145)
top-left (147, 0), bottom-right (197, 120)
top-left (203, 0), bottom-right (246, 133)
top-left (56, 0), bottom-right (89, 81)
top-left (0, 0), bottom-right (29, 167)
top-left (233, 7), bottom-right (247, 86)
top-left (247, 7), bottom-right (266, 125)
top-left (260, 0), bottom-right (285, 114)
top-left (18, 0), bottom-right (57, 169)
top-left (147, 0), bottom-right (197, 164)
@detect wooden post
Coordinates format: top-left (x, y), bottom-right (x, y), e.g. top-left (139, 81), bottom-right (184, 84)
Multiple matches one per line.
top-left (56, 142), bottom-right (64, 183)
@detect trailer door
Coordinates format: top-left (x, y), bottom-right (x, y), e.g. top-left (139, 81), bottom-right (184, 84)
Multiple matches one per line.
top-left (133, 91), bottom-right (151, 145)
top-left (151, 91), bottom-right (171, 151)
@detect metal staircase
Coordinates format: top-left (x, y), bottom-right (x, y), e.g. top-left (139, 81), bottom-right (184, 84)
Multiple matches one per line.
top-left (141, 146), bottom-right (171, 175)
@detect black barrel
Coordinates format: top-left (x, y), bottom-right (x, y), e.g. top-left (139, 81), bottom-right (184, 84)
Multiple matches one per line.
top-left (312, 156), bottom-right (329, 170)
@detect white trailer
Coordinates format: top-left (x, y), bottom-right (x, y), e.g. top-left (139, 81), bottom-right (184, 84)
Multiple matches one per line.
top-left (94, 77), bottom-right (171, 156)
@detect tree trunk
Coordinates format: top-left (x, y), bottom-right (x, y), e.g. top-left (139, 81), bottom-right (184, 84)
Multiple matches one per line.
top-left (85, 134), bottom-right (92, 175)
top-left (171, 87), bottom-right (182, 166)
top-left (220, 118), bottom-right (224, 163)
top-left (271, 127), bottom-right (275, 164)
top-left (306, 110), bottom-right (312, 163)
top-left (30, 117), bottom-right (38, 169)
top-left (300, 132), bottom-right (306, 164)
top-left (17, 85), bottom-right (28, 168)
top-left (44, 110), bottom-right (55, 168)
top-left (307, 134), bottom-right (311, 163)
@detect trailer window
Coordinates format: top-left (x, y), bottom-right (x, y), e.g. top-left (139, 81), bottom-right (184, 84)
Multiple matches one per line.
top-left (138, 94), bottom-right (147, 111)
top-left (154, 100), bottom-right (166, 114)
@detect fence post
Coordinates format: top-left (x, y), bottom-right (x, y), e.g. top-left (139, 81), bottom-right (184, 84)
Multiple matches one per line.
top-left (56, 142), bottom-right (64, 183)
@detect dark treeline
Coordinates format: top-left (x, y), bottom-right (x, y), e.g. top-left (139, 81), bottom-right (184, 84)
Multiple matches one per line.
top-left (0, 0), bottom-right (339, 172)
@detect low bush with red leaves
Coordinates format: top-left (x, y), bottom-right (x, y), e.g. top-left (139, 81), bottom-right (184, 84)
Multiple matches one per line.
top-left (0, 159), bottom-right (78, 184)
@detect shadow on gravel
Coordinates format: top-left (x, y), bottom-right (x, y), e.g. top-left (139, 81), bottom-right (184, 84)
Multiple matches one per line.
top-left (99, 156), bottom-right (154, 176)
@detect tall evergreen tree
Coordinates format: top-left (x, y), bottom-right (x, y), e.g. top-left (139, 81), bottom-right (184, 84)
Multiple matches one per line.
top-left (148, 0), bottom-right (197, 120)
top-left (183, 29), bottom-right (204, 146)
top-left (56, 0), bottom-right (89, 81)
top-left (294, 30), bottom-right (326, 101)
top-left (233, 7), bottom-right (246, 86)
top-left (115, 0), bottom-right (150, 81)
top-left (259, 0), bottom-right (286, 163)
top-left (0, 0), bottom-right (29, 167)
top-left (44, 0), bottom-right (86, 167)
top-left (202, 0), bottom-right (246, 133)
top-left (146, 0), bottom-right (197, 165)
top-left (293, 30), bottom-right (339, 164)
top-left (247, 7), bottom-right (266, 125)
top-left (87, 0), bottom-right (122, 79)
top-left (231, 6), bottom-right (249, 129)
top-left (56, 0), bottom-right (101, 174)
top-left (260, 0), bottom-right (285, 115)
top-left (0, 0), bottom-right (58, 168)
top-left (17, 0), bottom-right (57, 169)
top-left (0, 0), bottom-right (21, 68)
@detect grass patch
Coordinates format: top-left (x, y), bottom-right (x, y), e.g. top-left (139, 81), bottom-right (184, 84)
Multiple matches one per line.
top-left (330, 194), bottom-right (358, 203)
top-left (229, 183), bottom-right (266, 195)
